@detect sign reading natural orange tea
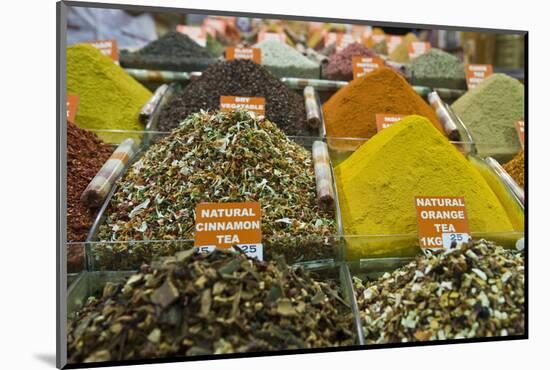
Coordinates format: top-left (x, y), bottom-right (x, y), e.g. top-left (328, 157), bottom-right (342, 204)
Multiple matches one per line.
top-left (220, 96), bottom-right (266, 116)
top-left (194, 202), bottom-right (262, 259)
top-left (415, 196), bottom-right (471, 251)
top-left (465, 64), bottom-right (493, 90)
top-left (375, 114), bottom-right (405, 132)
top-left (86, 40), bottom-right (118, 61)
top-left (407, 41), bottom-right (431, 59)
top-left (66, 94), bottom-right (79, 123)
top-left (225, 47), bottom-right (262, 63)
top-left (176, 24), bottom-right (207, 46)
top-left (352, 56), bottom-right (384, 79)
top-left (515, 120), bottom-right (525, 148)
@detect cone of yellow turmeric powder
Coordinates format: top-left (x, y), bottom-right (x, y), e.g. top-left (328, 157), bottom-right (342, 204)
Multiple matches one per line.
top-left (67, 44), bottom-right (152, 143)
top-left (334, 115), bottom-right (517, 260)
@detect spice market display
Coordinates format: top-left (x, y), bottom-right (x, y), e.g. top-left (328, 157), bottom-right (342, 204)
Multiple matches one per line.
top-left (63, 12), bottom-right (526, 366)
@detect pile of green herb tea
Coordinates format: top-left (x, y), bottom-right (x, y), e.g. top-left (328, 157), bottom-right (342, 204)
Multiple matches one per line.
top-left (355, 240), bottom-right (524, 344)
top-left (67, 250), bottom-right (356, 363)
top-left (96, 110), bottom-right (335, 266)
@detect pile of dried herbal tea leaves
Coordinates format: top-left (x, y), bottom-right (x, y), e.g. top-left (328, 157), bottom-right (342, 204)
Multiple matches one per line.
top-left (94, 110), bottom-right (335, 269)
top-left (67, 249), bottom-right (356, 363)
top-left (354, 240), bottom-right (524, 344)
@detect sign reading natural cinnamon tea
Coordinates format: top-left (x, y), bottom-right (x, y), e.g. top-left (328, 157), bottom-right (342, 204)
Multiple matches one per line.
top-left (225, 47), bottom-right (262, 63)
top-left (465, 64), bottom-right (493, 90)
top-left (375, 114), bottom-right (405, 132)
top-left (220, 96), bottom-right (266, 116)
top-left (176, 24), bottom-right (207, 47)
top-left (415, 196), bottom-right (471, 251)
top-left (352, 56), bottom-right (384, 79)
top-left (515, 120), bottom-right (525, 148)
top-left (194, 202), bottom-right (262, 259)
top-left (66, 94), bottom-right (79, 123)
top-left (407, 41), bottom-right (431, 59)
top-left (86, 40), bottom-right (118, 61)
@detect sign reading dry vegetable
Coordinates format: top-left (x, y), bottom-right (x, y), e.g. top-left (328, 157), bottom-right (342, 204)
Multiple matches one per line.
top-left (225, 47), bottom-right (261, 63)
top-left (194, 202), bottom-right (262, 259)
top-left (220, 96), bottom-right (266, 116)
top-left (415, 196), bottom-right (471, 251)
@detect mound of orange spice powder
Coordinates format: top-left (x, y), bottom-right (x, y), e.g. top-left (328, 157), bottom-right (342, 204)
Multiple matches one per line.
top-left (323, 67), bottom-right (443, 142)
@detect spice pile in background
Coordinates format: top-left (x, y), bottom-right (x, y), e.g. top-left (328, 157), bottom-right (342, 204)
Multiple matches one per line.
top-left (451, 73), bottom-right (524, 162)
top-left (67, 250), bottom-right (356, 363)
top-left (388, 32), bottom-right (418, 63)
top-left (98, 111), bottom-right (334, 261)
top-left (406, 48), bottom-right (466, 89)
top-left (355, 240), bottom-right (524, 343)
top-left (67, 122), bottom-right (113, 270)
top-left (323, 67), bottom-right (442, 148)
top-left (67, 44), bottom-right (152, 143)
top-left (120, 31), bottom-right (217, 71)
top-left (255, 39), bottom-right (320, 79)
top-left (334, 116), bottom-right (515, 259)
top-left (323, 43), bottom-right (378, 81)
top-left (504, 150), bottom-right (525, 188)
top-left (158, 60), bottom-right (313, 136)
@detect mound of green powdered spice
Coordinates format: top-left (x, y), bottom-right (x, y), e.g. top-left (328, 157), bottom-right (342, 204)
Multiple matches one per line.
top-left (406, 48), bottom-right (466, 89)
top-left (255, 39), bottom-right (320, 79)
top-left (451, 73), bottom-right (524, 162)
top-left (96, 110), bottom-right (335, 263)
top-left (120, 31), bottom-right (217, 71)
top-left (67, 44), bottom-right (151, 143)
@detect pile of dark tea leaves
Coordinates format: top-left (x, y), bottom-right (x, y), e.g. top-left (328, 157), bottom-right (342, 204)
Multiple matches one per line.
top-left (157, 60), bottom-right (314, 136)
top-left (354, 240), bottom-right (525, 344)
top-left (120, 31), bottom-right (216, 71)
top-left (95, 110), bottom-right (335, 269)
top-left (67, 249), bottom-right (356, 363)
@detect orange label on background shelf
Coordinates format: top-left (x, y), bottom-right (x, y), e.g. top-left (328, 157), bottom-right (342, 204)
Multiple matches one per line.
top-left (407, 41), bottom-right (431, 58)
top-left (415, 196), bottom-right (471, 251)
top-left (220, 96), bottom-right (266, 116)
top-left (258, 30), bottom-right (286, 43)
top-left (176, 25), bottom-right (207, 47)
top-left (515, 120), bottom-right (525, 148)
top-left (385, 35), bottom-right (403, 53)
top-left (375, 114), bottom-right (405, 132)
top-left (225, 47), bottom-right (262, 63)
top-left (194, 202), bottom-right (262, 259)
top-left (67, 94), bottom-right (79, 123)
top-left (352, 56), bottom-right (384, 79)
top-left (86, 40), bottom-right (118, 61)
top-left (465, 64), bottom-right (493, 90)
